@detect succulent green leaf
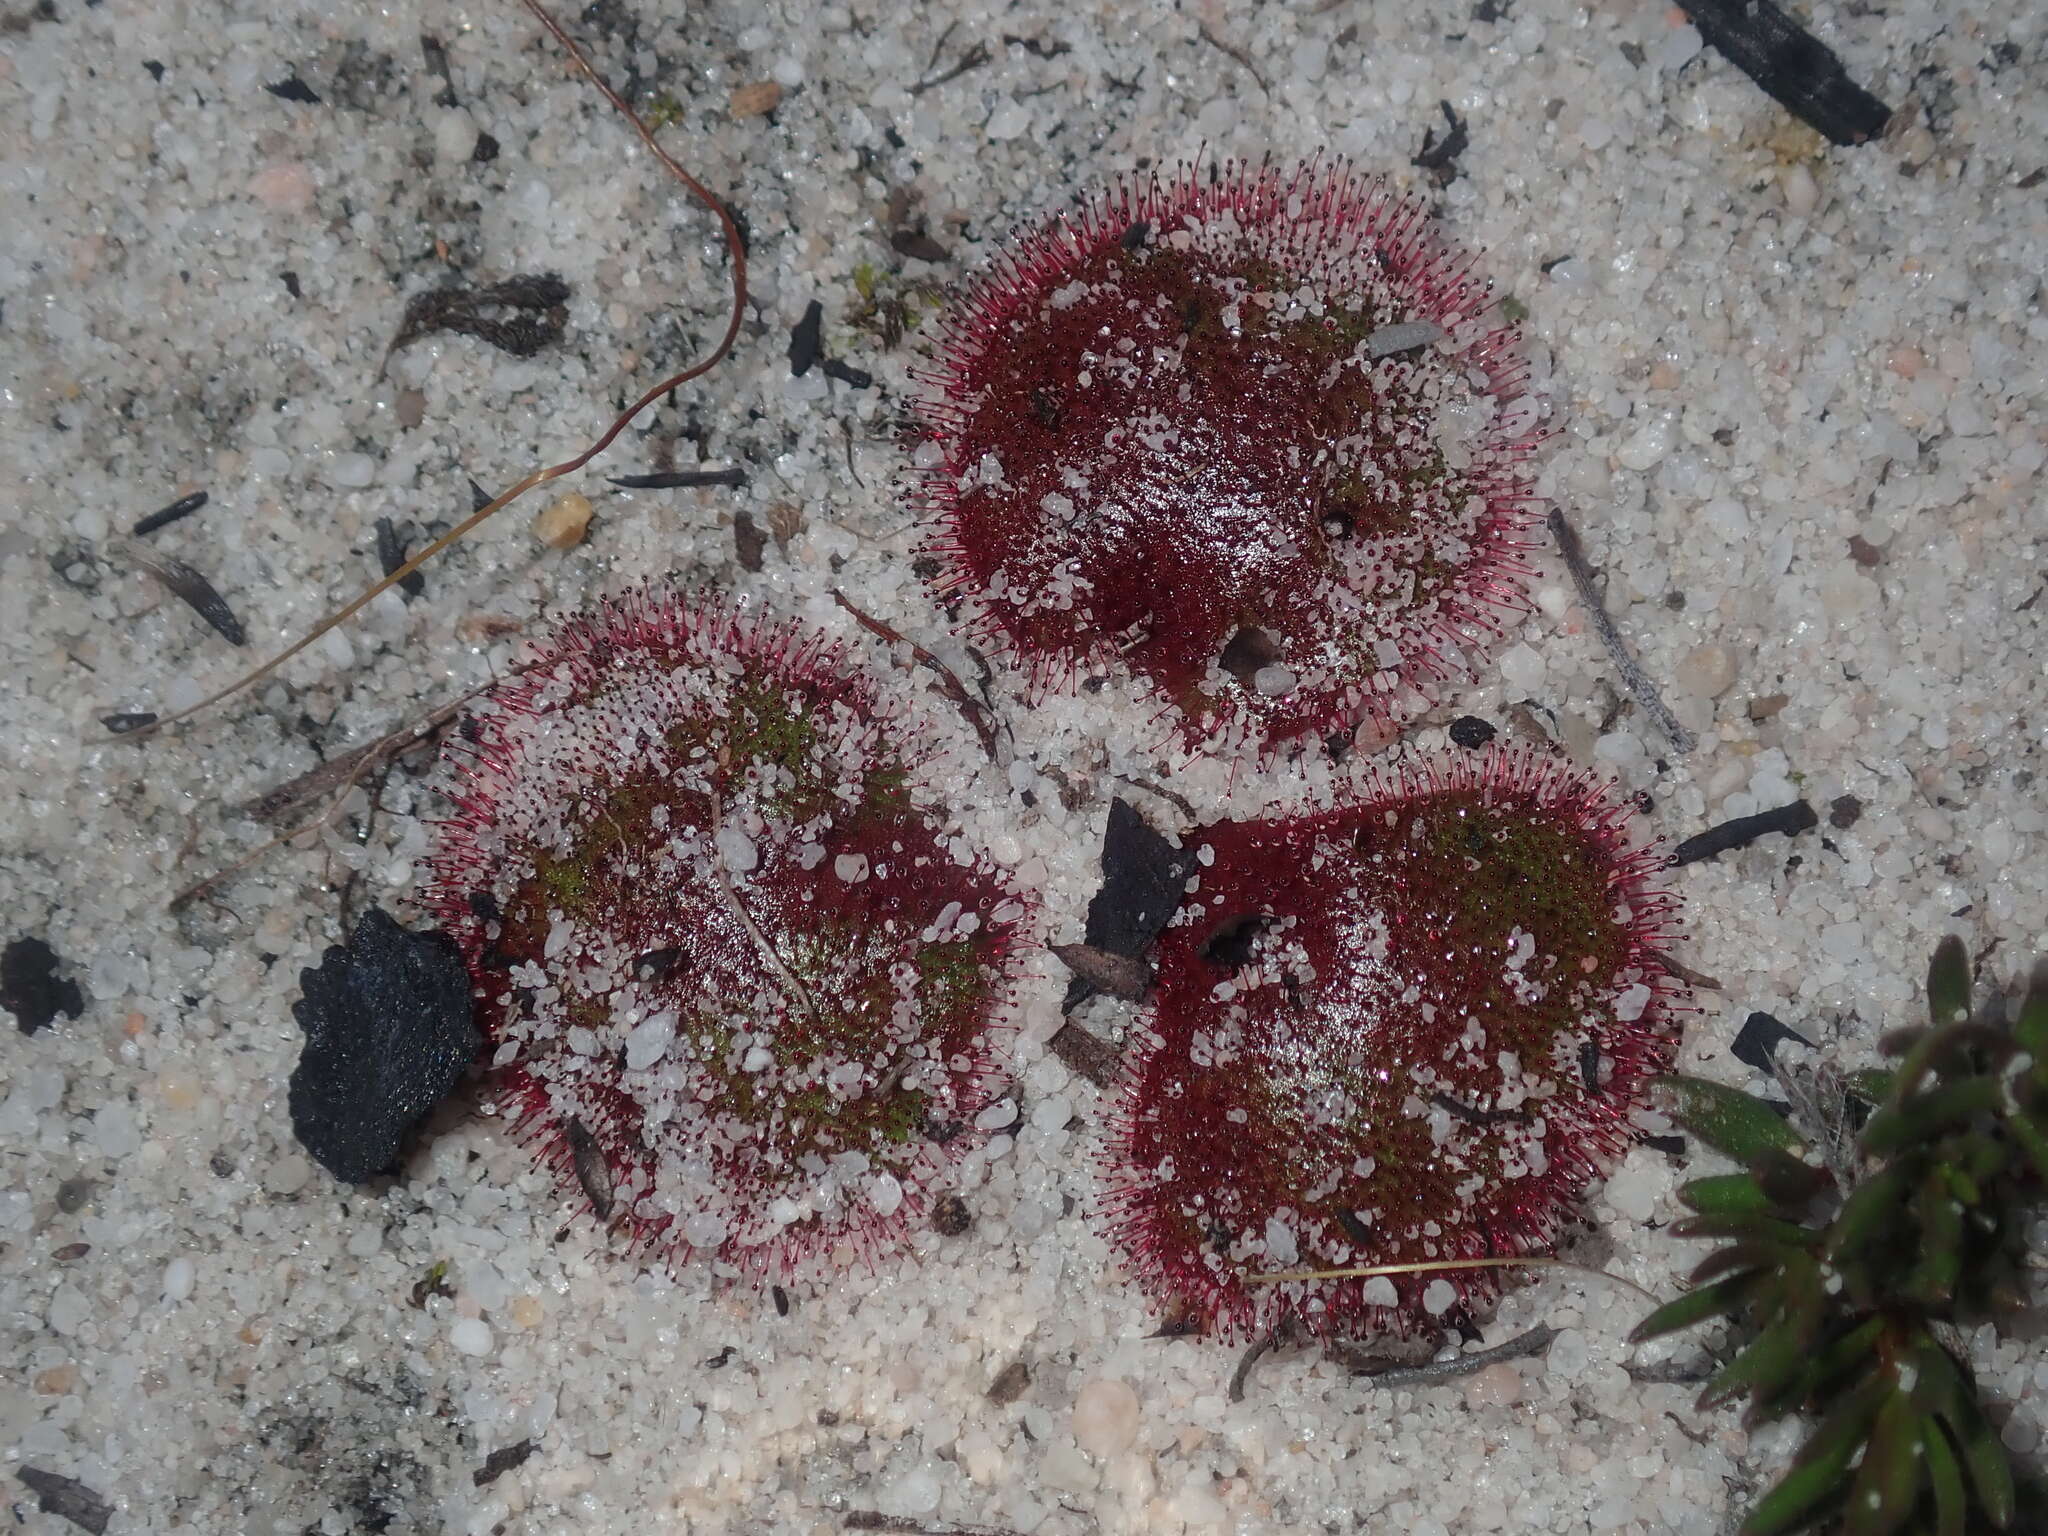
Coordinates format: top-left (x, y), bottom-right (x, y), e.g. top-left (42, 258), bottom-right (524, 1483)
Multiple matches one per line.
top-left (1740, 1372), bottom-right (1888, 1536)
top-left (1827, 1164), bottom-right (1912, 1266)
top-left (2014, 965), bottom-right (2048, 1061)
top-left (1671, 1212), bottom-right (1819, 1250)
top-left (1660, 1075), bottom-right (1807, 1163)
top-left (1916, 1338), bottom-right (2015, 1527)
top-left (1927, 935), bottom-right (1971, 1027)
top-left (1859, 1077), bottom-right (2000, 1160)
top-left (1679, 1171), bottom-right (1775, 1217)
top-left (1699, 1309), bottom-right (1814, 1414)
top-left (1629, 1272), bottom-right (1759, 1343)
top-left (2006, 1109), bottom-right (2048, 1186)
top-left (1907, 1171), bottom-right (1964, 1306)
top-left (1923, 1414), bottom-right (1968, 1536)
top-left (1689, 1241), bottom-right (1780, 1289)
top-left (1844, 1385), bottom-right (1924, 1536)
top-left (1805, 1316), bottom-right (1888, 1396)
top-left (1847, 1067), bottom-right (1898, 1106)
top-left (1754, 1147), bottom-right (1833, 1208)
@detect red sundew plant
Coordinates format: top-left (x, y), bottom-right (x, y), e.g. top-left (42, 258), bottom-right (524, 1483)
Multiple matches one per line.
top-left (423, 591), bottom-right (1030, 1281)
top-left (912, 158), bottom-right (1547, 755)
top-left (1099, 745), bottom-right (1686, 1338)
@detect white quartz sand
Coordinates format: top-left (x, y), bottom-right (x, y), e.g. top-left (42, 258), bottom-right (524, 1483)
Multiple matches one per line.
top-left (3, 0), bottom-right (2045, 1531)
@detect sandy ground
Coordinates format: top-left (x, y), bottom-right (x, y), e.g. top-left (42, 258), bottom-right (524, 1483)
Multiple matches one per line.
top-left (3, 0), bottom-right (2045, 1532)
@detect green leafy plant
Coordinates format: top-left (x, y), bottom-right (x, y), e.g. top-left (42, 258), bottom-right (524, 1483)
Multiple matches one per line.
top-left (1636, 937), bottom-right (2048, 1536)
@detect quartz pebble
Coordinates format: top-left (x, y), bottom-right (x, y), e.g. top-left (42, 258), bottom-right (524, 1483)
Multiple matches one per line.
top-left (535, 492), bottom-right (594, 550)
top-left (1675, 643), bottom-right (1736, 699)
top-left (449, 1318), bottom-right (495, 1358)
top-left (1071, 1377), bottom-right (1140, 1459)
top-left (1464, 1362), bottom-right (1524, 1409)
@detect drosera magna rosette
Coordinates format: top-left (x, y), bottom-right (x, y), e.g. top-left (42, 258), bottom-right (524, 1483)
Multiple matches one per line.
top-left (422, 589), bottom-right (1033, 1283)
top-left (1098, 744), bottom-right (1687, 1337)
top-left (912, 157), bottom-right (1550, 757)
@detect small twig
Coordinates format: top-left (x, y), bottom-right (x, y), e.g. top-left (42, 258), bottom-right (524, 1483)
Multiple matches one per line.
top-left (171, 681), bottom-right (501, 912)
top-left (1625, 1354), bottom-right (1717, 1385)
top-left (909, 36), bottom-right (992, 96)
top-left (1112, 772), bottom-right (1197, 821)
top-left (244, 686), bottom-right (491, 824)
top-left (1228, 1329), bottom-right (1281, 1403)
top-left (1247, 1254), bottom-right (1661, 1307)
top-left (704, 780), bottom-right (822, 1023)
top-left (844, 1515), bottom-right (1024, 1536)
top-left (1430, 1091), bottom-right (1532, 1127)
top-left (830, 590), bottom-right (1001, 761)
top-left (1197, 22), bottom-right (1270, 94)
top-left (1649, 949), bottom-right (1724, 991)
top-left (1546, 509), bottom-right (1695, 754)
top-left (1341, 1325), bottom-right (1557, 1389)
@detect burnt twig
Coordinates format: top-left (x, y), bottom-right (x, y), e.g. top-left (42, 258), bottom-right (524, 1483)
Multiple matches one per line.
top-left (132, 489), bottom-right (208, 537)
top-left (606, 467), bottom-right (748, 489)
top-left (1670, 800), bottom-right (1818, 866)
top-left (1050, 943), bottom-right (1150, 1001)
top-left (1677, 0), bottom-right (1891, 146)
top-left (1047, 1022), bottom-right (1123, 1088)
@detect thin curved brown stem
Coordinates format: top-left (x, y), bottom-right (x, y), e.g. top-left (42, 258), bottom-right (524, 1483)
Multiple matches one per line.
top-left (107, 0), bottom-right (748, 744)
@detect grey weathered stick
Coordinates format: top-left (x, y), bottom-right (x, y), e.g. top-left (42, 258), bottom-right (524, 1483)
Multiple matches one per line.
top-left (1345, 1324), bottom-right (1558, 1389)
top-left (1547, 509), bottom-right (1695, 754)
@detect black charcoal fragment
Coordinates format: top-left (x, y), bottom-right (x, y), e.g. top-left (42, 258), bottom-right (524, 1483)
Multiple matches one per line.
top-left (265, 74), bottom-right (322, 104)
top-left (1678, 0), bottom-right (1891, 146)
top-left (16, 1467), bottom-right (112, 1535)
top-left (3, 935), bottom-right (85, 1035)
top-left (1448, 715), bottom-right (1496, 749)
top-left (1731, 1011), bottom-right (1815, 1074)
top-left (788, 300), bottom-right (823, 377)
top-left (472, 1439), bottom-right (535, 1487)
top-left (821, 357), bottom-right (873, 389)
top-left (1062, 799), bottom-right (1198, 1011)
top-left (287, 907), bottom-right (479, 1184)
top-left (1412, 100), bottom-right (1469, 184)
top-left (889, 228), bottom-right (951, 263)
top-left (374, 516), bottom-right (425, 598)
